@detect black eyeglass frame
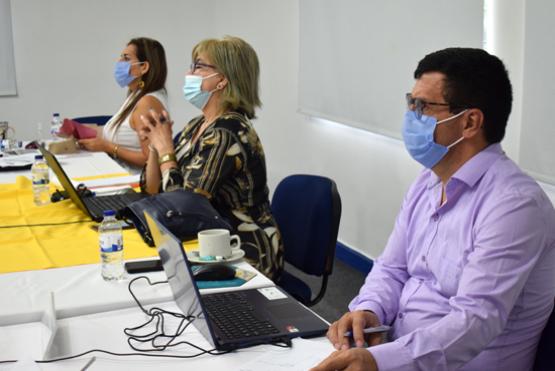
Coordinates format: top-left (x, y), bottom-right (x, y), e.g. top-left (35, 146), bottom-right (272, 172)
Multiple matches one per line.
top-left (189, 61), bottom-right (217, 72)
top-left (405, 93), bottom-right (464, 119)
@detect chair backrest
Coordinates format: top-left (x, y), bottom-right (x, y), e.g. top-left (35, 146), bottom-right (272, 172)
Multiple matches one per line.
top-left (271, 174), bottom-right (341, 276)
top-left (533, 301), bottom-right (555, 370)
top-left (72, 115), bottom-right (112, 126)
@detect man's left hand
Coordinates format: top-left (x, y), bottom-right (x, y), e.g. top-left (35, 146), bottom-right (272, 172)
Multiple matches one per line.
top-left (310, 348), bottom-right (378, 371)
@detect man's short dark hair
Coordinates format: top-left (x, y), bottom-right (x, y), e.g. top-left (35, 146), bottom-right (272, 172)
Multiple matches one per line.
top-left (414, 48), bottom-right (513, 144)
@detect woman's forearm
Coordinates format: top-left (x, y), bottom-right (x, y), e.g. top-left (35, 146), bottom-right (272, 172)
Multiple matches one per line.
top-left (144, 149), bottom-right (162, 194)
top-left (109, 144), bottom-right (147, 167)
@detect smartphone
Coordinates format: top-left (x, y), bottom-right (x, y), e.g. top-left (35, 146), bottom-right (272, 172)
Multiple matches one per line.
top-left (125, 259), bottom-right (163, 274)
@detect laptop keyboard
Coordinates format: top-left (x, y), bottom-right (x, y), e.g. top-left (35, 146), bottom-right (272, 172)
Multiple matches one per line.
top-left (85, 193), bottom-right (144, 219)
top-left (203, 292), bottom-right (280, 340)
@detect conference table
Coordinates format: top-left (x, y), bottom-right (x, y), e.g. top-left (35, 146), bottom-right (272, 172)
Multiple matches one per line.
top-left (0, 150), bottom-right (334, 370)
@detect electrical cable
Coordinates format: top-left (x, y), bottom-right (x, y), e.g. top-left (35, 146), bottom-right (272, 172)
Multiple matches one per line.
top-left (0, 274), bottom-right (295, 365)
top-left (0, 219), bottom-right (92, 229)
top-left (123, 276), bottom-right (230, 355)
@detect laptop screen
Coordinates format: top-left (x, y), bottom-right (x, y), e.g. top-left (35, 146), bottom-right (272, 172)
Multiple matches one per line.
top-left (145, 211), bottom-right (217, 348)
top-left (38, 145), bottom-right (90, 215)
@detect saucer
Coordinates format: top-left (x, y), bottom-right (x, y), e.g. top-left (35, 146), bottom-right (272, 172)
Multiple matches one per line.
top-left (187, 249), bottom-right (245, 264)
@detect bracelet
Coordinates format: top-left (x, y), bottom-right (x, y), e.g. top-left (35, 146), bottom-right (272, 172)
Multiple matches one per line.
top-left (158, 152), bottom-right (177, 166)
top-left (113, 145), bottom-right (119, 159)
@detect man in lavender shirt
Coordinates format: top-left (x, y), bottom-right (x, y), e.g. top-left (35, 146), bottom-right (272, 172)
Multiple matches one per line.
top-left (313, 48), bottom-right (555, 371)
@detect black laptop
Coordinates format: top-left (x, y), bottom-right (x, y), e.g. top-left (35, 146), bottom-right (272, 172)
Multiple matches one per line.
top-left (144, 211), bottom-right (329, 351)
top-left (39, 145), bottom-right (147, 221)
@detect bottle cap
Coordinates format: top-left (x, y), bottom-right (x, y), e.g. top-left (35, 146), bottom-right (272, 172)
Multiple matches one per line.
top-left (53, 113), bottom-right (60, 117)
top-left (103, 210), bottom-right (116, 217)
top-left (34, 155), bottom-right (44, 160)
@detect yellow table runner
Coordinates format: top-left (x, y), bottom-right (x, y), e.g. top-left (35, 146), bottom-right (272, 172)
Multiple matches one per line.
top-left (0, 176), bottom-right (195, 274)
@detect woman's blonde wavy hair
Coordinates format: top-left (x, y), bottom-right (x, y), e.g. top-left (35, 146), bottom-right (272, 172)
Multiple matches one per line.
top-left (192, 36), bottom-right (261, 119)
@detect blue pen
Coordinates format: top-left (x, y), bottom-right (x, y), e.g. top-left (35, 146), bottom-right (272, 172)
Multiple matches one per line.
top-left (343, 325), bottom-right (391, 337)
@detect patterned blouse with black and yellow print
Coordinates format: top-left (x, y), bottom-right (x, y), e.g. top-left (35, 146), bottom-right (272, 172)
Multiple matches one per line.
top-left (143, 112), bottom-right (284, 280)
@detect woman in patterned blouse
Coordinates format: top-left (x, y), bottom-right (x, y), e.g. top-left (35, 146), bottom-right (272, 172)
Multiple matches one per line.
top-left (139, 36), bottom-right (283, 280)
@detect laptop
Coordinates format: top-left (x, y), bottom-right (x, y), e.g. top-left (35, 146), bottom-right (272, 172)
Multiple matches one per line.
top-left (38, 145), bottom-right (147, 221)
top-left (144, 211), bottom-right (329, 351)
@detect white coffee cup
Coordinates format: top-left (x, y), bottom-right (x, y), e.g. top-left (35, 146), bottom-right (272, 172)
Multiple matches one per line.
top-left (198, 229), bottom-right (241, 258)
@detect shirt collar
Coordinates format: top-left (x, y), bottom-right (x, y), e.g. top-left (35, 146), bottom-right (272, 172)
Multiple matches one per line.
top-left (426, 143), bottom-right (505, 189)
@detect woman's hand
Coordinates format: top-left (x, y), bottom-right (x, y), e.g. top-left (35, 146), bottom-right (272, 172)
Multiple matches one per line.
top-left (139, 109), bottom-right (174, 155)
top-left (78, 136), bottom-right (110, 152)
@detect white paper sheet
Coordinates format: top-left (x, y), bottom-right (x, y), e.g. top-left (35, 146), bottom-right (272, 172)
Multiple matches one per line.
top-left (237, 338), bottom-right (334, 371)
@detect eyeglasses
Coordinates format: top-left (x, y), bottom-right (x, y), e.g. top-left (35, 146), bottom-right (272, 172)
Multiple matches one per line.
top-left (190, 61), bottom-right (217, 72)
top-left (406, 93), bottom-right (451, 119)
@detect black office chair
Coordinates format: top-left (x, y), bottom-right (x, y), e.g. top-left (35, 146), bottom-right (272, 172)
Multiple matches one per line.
top-left (533, 301), bottom-right (555, 370)
top-left (272, 174), bottom-right (342, 306)
top-left (72, 115), bottom-right (112, 126)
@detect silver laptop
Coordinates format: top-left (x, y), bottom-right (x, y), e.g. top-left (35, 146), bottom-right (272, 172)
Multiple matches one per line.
top-left (145, 211), bottom-right (329, 350)
top-left (38, 145), bottom-right (146, 221)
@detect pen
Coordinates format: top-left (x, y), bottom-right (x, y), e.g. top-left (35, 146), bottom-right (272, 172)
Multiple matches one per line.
top-left (343, 325), bottom-right (391, 337)
top-left (80, 356), bottom-right (96, 371)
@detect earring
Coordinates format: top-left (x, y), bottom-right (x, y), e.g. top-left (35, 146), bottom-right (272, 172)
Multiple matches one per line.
top-left (138, 80), bottom-right (145, 89)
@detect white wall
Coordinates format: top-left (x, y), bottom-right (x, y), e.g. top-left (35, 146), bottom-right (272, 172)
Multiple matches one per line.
top-left (1, 0), bottom-right (553, 259)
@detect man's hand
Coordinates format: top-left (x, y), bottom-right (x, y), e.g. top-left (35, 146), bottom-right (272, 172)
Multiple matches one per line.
top-left (327, 310), bottom-right (383, 350)
top-left (310, 348), bottom-right (378, 371)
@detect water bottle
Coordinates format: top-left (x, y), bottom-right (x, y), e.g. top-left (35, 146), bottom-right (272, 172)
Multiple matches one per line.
top-left (50, 113), bottom-right (62, 140)
top-left (31, 155), bottom-right (50, 206)
top-left (99, 210), bottom-right (124, 281)
top-left (37, 122), bottom-right (44, 143)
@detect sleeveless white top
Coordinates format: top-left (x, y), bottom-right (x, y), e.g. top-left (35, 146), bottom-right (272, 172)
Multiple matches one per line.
top-left (102, 89), bottom-right (168, 173)
top-left (103, 89), bottom-right (168, 151)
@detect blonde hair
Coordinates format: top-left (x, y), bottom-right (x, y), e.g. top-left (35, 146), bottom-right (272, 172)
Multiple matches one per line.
top-left (192, 36), bottom-right (261, 119)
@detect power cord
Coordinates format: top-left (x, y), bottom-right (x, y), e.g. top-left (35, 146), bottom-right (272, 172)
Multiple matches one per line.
top-left (0, 275), bottom-right (295, 365)
top-left (0, 219), bottom-right (92, 229)
top-left (51, 183), bottom-right (93, 202)
top-left (123, 276), bottom-right (228, 355)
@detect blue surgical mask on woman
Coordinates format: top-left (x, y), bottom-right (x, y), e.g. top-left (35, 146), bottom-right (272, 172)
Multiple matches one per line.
top-left (402, 109), bottom-right (468, 168)
top-left (182, 73), bottom-right (220, 110)
top-left (114, 61), bottom-right (143, 88)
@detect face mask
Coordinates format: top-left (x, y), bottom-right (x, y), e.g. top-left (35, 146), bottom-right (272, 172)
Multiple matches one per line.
top-left (114, 61), bottom-right (143, 88)
top-left (182, 73), bottom-right (220, 110)
top-left (402, 109), bottom-right (468, 168)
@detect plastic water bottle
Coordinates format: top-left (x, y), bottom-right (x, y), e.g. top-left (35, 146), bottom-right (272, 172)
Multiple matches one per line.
top-left (37, 122), bottom-right (44, 143)
top-left (99, 210), bottom-right (124, 281)
top-left (31, 155), bottom-right (50, 206)
top-left (50, 113), bottom-right (62, 140)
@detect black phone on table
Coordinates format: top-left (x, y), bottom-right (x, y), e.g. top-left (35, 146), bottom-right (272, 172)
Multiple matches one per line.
top-left (125, 259), bottom-right (163, 274)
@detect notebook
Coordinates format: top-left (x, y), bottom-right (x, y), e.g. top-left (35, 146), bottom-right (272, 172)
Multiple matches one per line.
top-left (38, 145), bottom-right (146, 222)
top-left (145, 211), bottom-right (329, 351)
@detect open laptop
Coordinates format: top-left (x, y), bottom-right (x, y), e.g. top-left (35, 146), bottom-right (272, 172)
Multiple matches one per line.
top-left (39, 145), bottom-right (147, 221)
top-left (145, 211), bottom-right (329, 351)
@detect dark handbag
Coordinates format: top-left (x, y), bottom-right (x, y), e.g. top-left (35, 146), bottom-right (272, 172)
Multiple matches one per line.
top-left (121, 189), bottom-right (231, 246)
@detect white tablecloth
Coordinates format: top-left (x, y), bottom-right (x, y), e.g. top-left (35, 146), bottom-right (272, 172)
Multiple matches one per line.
top-left (0, 263), bottom-right (334, 370)
top-left (0, 151), bottom-right (129, 184)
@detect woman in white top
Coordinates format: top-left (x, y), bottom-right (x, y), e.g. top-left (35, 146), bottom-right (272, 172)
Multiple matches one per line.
top-left (78, 37), bottom-right (168, 172)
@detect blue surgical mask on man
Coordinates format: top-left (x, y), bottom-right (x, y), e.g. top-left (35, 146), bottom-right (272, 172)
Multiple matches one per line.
top-left (182, 73), bottom-right (220, 110)
top-left (402, 109), bottom-right (468, 168)
top-left (114, 61), bottom-right (143, 88)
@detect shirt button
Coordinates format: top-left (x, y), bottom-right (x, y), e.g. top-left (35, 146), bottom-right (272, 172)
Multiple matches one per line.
top-left (421, 255), bottom-right (426, 262)
top-left (432, 214), bottom-right (439, 221)
top-left (398, 313), bottom-right (404, 319)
